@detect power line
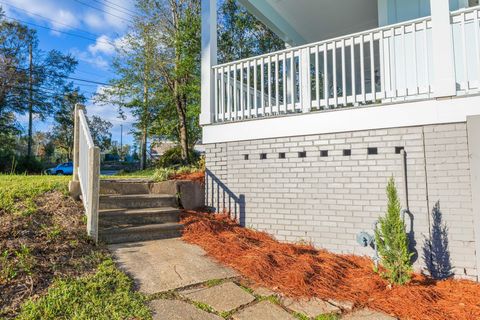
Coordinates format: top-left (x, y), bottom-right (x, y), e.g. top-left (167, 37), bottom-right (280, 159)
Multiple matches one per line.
top-left (6, 83), bottom-right (115, 104)
top-left (98, 0), bottom-right (138, 16)
top-left (76, 68), bottom-right (112, 78)
top-left (0, 1), bottom-right (108, 41)
top-left (91, 0), bottom-right (137, 18)
top-left (11, 64), bottom-right (113, 87)
top-left (72, 0), bottom-right (131, 23)
top-left (4, 15), bottom-right (115, 46)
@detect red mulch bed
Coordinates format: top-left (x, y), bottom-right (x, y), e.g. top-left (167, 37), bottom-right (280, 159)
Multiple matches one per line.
top-left (180, 211), bottom-right (480, 320)
top-left (171, 170), bottom-right (205, 184)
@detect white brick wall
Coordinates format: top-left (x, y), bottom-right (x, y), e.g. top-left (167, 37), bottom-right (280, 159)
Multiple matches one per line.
top-left (205, 122), bottom-right (478, 280)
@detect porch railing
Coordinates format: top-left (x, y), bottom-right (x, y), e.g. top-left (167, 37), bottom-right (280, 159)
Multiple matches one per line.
top-left (452, 7), bottom-right (480, 93)
top-left (72, 104), bottom-right (100, 242)
top-left (211, 6), bottom-right (480, 124)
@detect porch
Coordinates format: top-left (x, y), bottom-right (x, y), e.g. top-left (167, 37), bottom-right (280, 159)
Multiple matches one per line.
top-left (200, 1), bottom-right (480, 139)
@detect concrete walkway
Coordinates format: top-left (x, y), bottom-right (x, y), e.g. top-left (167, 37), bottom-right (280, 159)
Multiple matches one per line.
top-left (109, 239), bottom-right (397, 320)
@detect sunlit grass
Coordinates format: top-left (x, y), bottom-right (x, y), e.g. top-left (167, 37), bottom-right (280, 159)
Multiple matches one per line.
top-left (0, 174), bottom-right (69, 215)
top-left (16, 259), bottom-right (152, 320)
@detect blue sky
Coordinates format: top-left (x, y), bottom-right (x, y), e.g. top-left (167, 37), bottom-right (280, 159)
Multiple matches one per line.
top-left (2, 0), bottom-right (136, 146)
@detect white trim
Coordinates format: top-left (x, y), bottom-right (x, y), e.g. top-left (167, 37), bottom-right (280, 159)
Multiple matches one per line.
top-left (467, 115), bottom-right (480, 281)
top-left (431, 0), bottom-right (457, 97)
top-left (200, 0), bottom-right (217, 125)
top-left (202, 95), bottom-right (480, 144)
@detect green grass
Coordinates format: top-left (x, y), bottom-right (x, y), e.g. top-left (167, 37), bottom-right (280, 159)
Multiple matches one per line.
top-left (107, 168), bottom-right (157, 179)
top-left (109, 165), bottom-right (202, 182)
top-left (295, 312), bottom-right (340, 320)
top-left (16, 259), bottom-right (152, 320)
top-left (204, 278), bottom-right (225, 287)
top-left (0, 174), bottom-right (69, 215)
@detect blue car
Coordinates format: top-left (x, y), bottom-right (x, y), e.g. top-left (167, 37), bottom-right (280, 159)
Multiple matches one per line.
top-left (46, 162), bottom-right (73, 175)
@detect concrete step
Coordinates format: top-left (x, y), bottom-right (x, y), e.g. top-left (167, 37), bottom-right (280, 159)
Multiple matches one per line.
top-left (99, 207), bottom-right (181, 226)
top-left (99, 223), bottom-right (183, 244)
top-left (100, 179), bottom-right (152, 195)
top-left (99, 194), bottom-right (177, 210)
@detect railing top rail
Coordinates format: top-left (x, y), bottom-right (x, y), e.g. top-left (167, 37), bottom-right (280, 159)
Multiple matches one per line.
top-left (213, 14), bottom-right (433, 69)
top-left (78, 108), bottom-right (94, 148)
top-left (450, 4), bottom-right (480, 17)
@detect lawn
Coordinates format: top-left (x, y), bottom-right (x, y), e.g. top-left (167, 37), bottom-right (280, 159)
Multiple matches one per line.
top-left (0, 175), bottom-right (151, 319)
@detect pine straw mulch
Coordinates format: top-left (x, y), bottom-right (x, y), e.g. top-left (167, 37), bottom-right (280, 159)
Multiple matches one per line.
top-left (171, 170), bottom-right (205, 184)
top-left (0, 191), bottom-right (108, 318)
top-left (180, 211), bottom-right (480, 320)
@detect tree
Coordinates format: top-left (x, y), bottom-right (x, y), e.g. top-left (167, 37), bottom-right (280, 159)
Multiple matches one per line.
top-left (24, 39), bottom-right (77, 158)
top-left (375, 177), bottom-right (413, 285)
top-left (0, 8), bottom-right (77, 159)
top-left (0, 8), bottom-right (30, 158)
top-left (51, 84), bottom-right (87, 161)
top-left (87, 115), bottom-right (113, 151)
top-left (218, 0), bottom-right (285, 63)
top-left (96, 4), bottom-right (160, 170)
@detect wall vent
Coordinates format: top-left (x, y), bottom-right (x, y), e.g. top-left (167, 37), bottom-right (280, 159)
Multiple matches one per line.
top-left (343, 149), bottom-right (351, 156)
top-left (395, 146), bottom-right (405, 154)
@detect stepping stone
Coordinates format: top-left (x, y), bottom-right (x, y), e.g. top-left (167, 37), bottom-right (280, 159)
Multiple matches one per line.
top-left (150, 299), bottom-right (222, 320)
top-left (109, 238), bottom-right (237, 294)
top-left (182, 282), bottom-right (255, 312)
top-left (281, 297), bottom-right (340, 317)
top-left (232, 301), bottom-right (295, 320)
top-left (327, 299), bottom-right (354, 311)
top-left (253, 286), bottom-right (278, 297)
top-left (342, 308), bottom-right (397, 320)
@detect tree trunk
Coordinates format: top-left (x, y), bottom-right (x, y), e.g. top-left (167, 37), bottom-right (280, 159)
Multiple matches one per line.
top-left (141, 72), bottom-right (148, 170)
top-left (27, 42), bottom-right (33, 159)
top-left (140, 127), bottom-right (147, 170)
top-left (170, 1), bottom-right (189, 164)
top-left (177, 96), bottom-right (188, 163)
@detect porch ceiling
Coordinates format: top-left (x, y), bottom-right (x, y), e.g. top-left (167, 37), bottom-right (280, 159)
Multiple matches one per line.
top-left (237, 0), bottom-right (379, 46)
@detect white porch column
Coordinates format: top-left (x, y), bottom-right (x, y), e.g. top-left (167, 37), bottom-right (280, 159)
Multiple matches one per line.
top-left (200, 0), bottom-right (217, 126)
top-left (430, 0), bottom-right (457, 98)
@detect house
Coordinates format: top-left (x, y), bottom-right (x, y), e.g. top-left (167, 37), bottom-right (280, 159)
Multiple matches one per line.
top-left (200, 0), bottom-right (480, 281)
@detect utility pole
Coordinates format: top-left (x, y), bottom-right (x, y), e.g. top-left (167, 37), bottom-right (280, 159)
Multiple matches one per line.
top-left (27, 41), bottom-right (33, 158)
top-left (120, 124), bottom-right (123, 151)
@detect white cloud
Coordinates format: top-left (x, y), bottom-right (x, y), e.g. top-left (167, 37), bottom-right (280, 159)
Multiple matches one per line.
top-left (3, 0), bottom-right (136, 34)
top-left (70, 48), bottom-right (109, 70)
top-left (82, 0), bottom-right (135, 33)
top-left (88, 35), bottom-right (116, 56)
top-left (4, 0), bottom-right (78, 31)
top-left (88, 35), bottom-right (126, 56)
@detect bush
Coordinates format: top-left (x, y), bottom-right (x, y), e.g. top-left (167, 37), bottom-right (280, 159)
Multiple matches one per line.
top-left (0, 154), bottom-right (44, 174)
top-left (375, 177), bottom-right (413, 285)
top-left (156, 146), bottom-right (200, 168)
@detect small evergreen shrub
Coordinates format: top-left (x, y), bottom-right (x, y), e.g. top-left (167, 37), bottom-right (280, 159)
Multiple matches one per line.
top-left (375, 177), bottom-right (413, 285)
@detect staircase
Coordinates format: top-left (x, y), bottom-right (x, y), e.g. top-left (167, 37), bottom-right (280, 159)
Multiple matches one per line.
top-left (98, 179), bottom-right (183, 244)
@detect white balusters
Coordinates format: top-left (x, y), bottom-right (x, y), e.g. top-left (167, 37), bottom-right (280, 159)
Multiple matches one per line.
top-left (211, 13), bottom-right (446, 123)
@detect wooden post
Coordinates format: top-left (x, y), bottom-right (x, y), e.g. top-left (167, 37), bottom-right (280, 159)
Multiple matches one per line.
top-left (72, 104), bottom-right (84, 181)
top-left (430, 0), bottom-right (456, 98)
top-left (69, 104), bottom-right (84, 199)
top-left (87, 146), bottom-right (100, 243)
top-left (200, 0), bottom-right (217, 125)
